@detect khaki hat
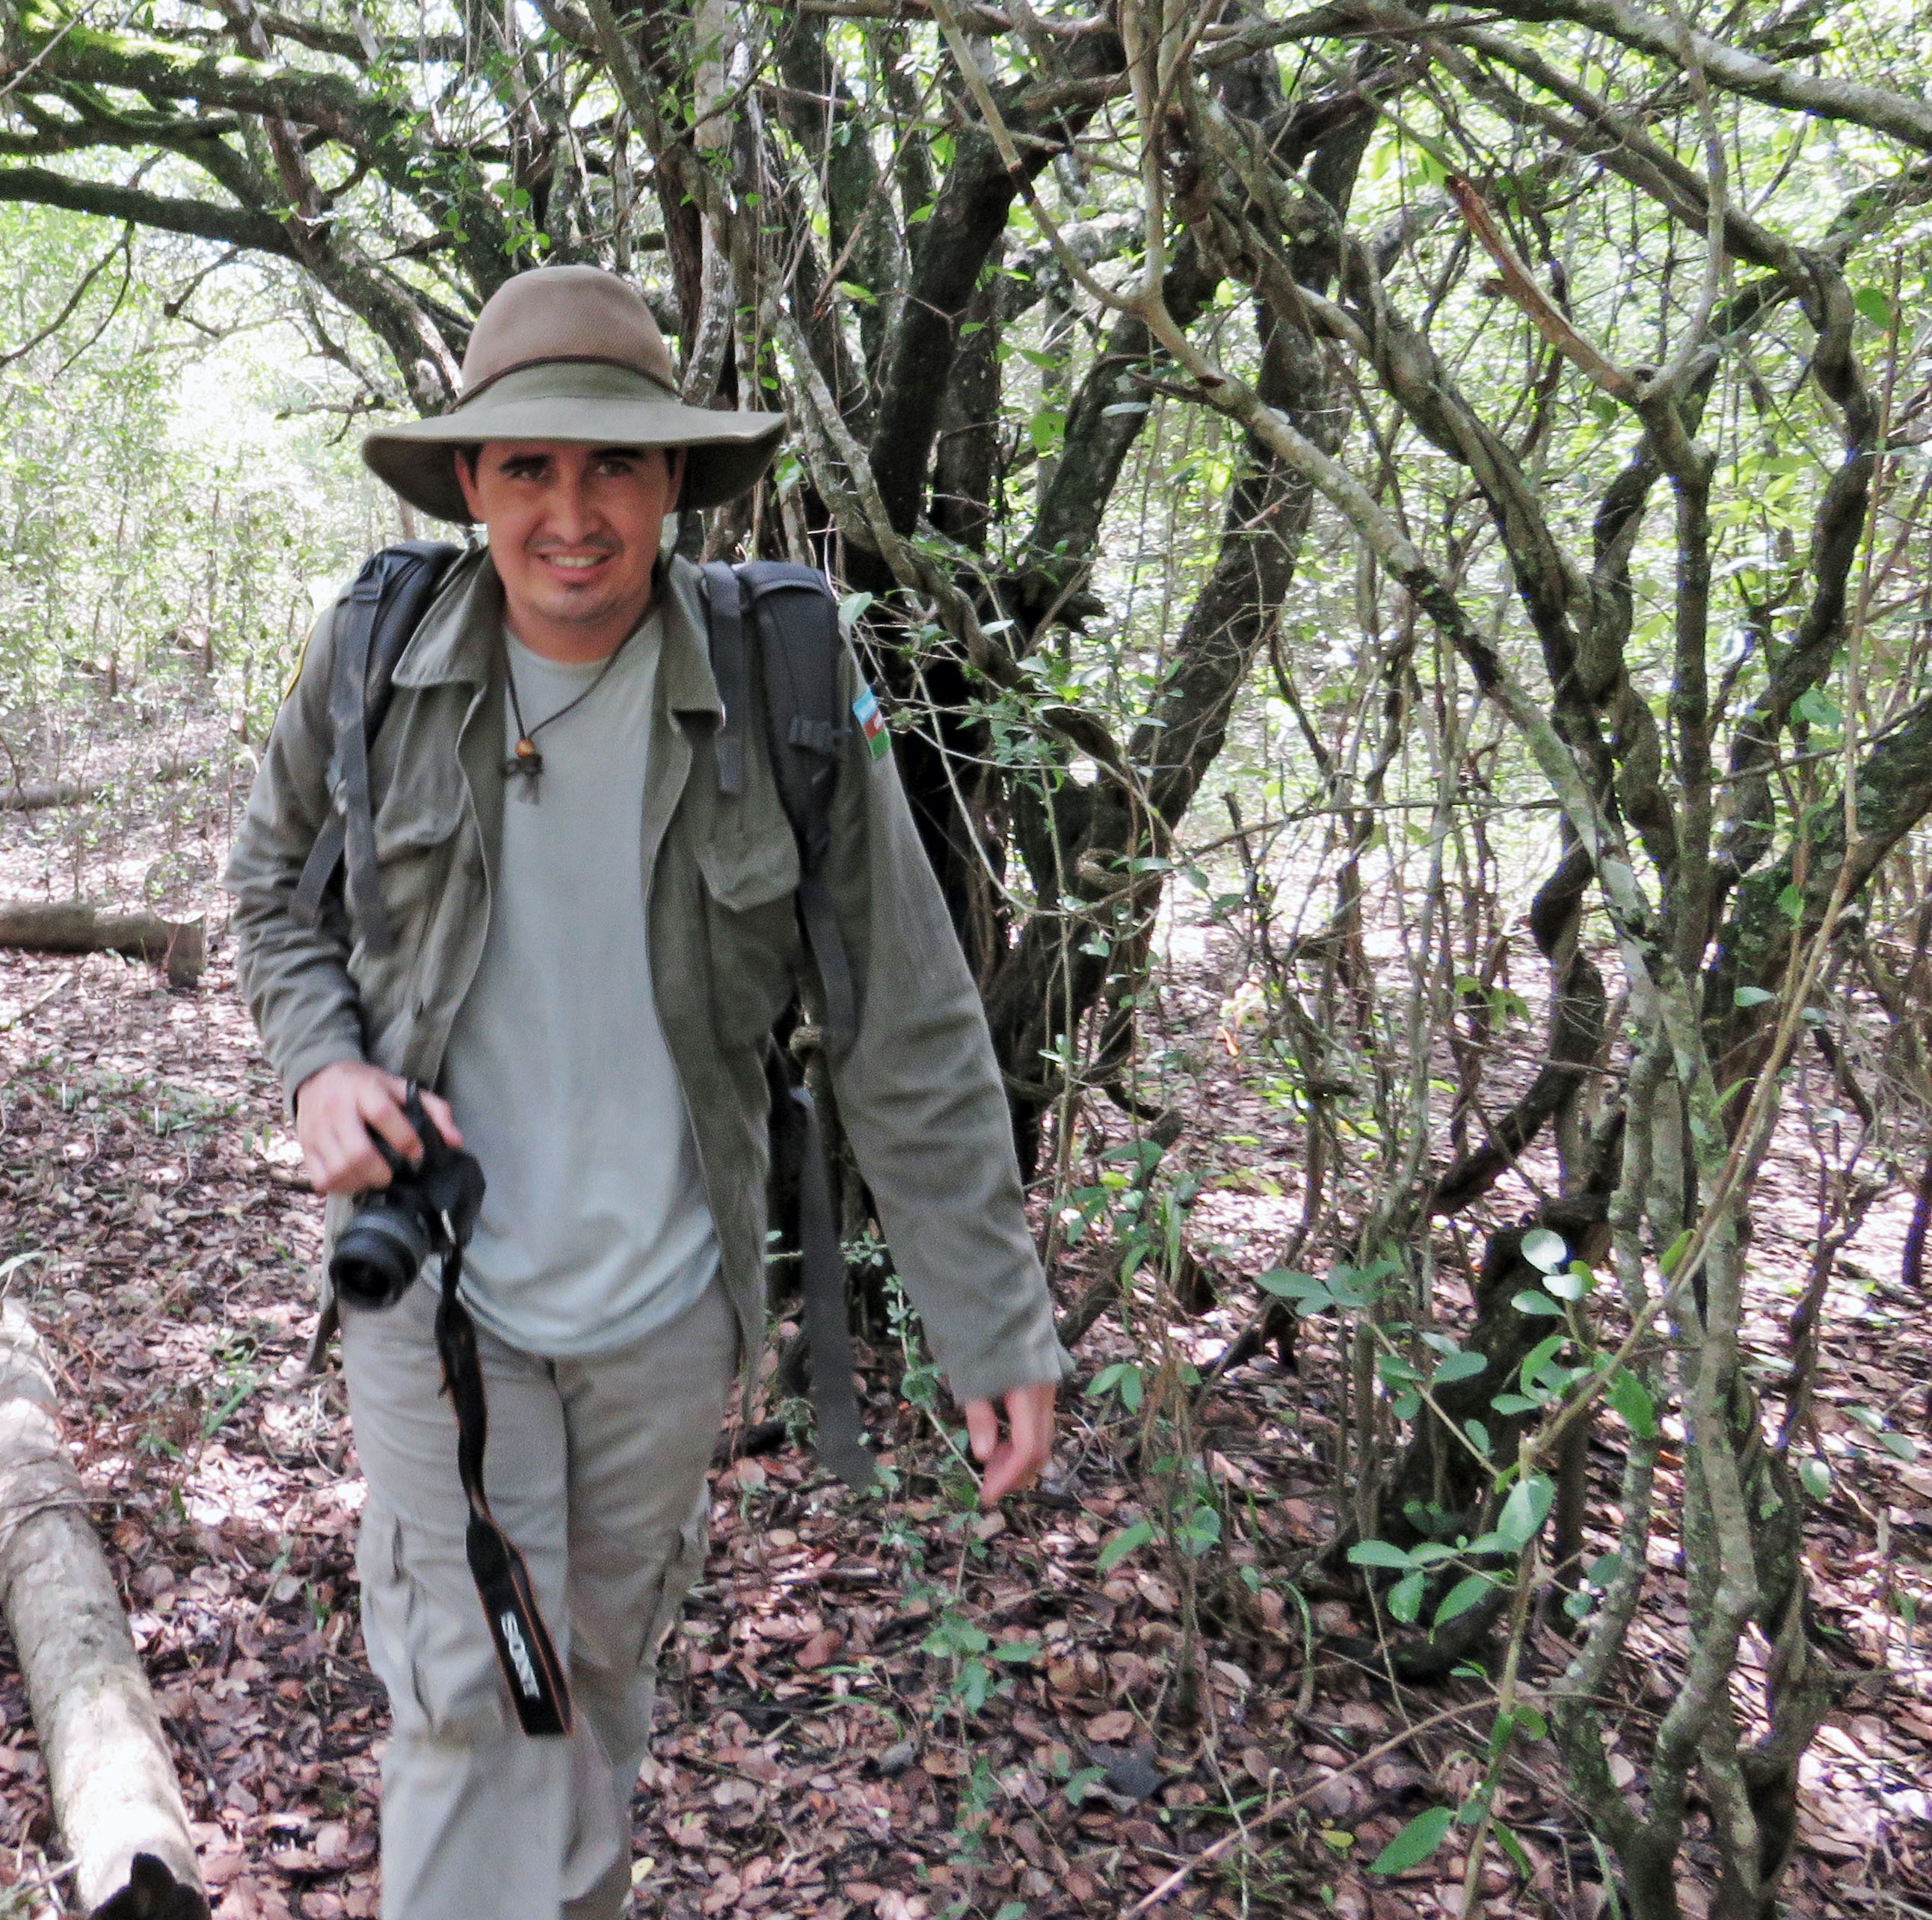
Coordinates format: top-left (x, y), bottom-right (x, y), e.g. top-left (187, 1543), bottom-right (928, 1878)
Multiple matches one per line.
top-left (361, 265), bottom-right (785, 523)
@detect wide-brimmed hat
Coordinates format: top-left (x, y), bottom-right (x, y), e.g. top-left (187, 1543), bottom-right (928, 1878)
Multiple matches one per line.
top-left (361, 265), bottom-right (786, 523)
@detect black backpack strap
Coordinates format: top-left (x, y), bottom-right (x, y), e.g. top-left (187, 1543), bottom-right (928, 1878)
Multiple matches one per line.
top-left (763, 1047), bottom-right (877, 1493)
top-left (710, 562), bottom-right (876, 1493)
top-left (701, 562), bottom-right (748, 796)
top-left (734, 560), bottom-right (859, 1054)
top-left (291, 541), bottom-right (463, 947)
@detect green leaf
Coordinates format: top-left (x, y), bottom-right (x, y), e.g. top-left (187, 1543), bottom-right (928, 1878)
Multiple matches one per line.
top-left (1521, 1228), bottom-right (1567, 1273)
top-left (1489, 1393), bottom-right (1538, 1415)
top-left (1794, 685), bottom-right (1844, 730)
top-left (1028, 407), bottom-right (1068, 456)
top-left (1495, 1824), bottom-right (1533, 1878)
top-left (1521, 1335), bottom-right (1568, 1389)
top-left (1608, 1368), bottom-right (1658, 1438)
top-left (1433, 1350), bottom-right (1489, 1385)
top-left (1388, 1569), bottom-right (1426, 1624)
top-left (1659, 1229), bottom-right (1693, 1275)
top-left (922, 1615), bottom-right (991, 1658)
top-left (1516, 1705), bottom-right (1548, 1741)
top-left (1464, 1419), bottom-right (1492, 1454)
top-left (1545, 1267), bottom-right (1590, 1302)
top-left (1495, 1474), bottom-right (1556, 1552)
top-left (1370, 1806), bottom-right (1455, 1875)
top-left (1065, 1764), bottom-right (1107, 1806)
top-left (1798, 1455), bottom-right (1833, 1500)
top-left (1855, 286), bottom-right (1895, 330)
top-left (1096, 1519), bottom-right (1156, 1574)
top-left (1348, 1539), bottom-right (1415, 1571)
top-left (1877, 1430), bottom-right (1919, 1462)
top-left (1256, 1268), bottom-right (1320, 1299)
top-left (993, 1640), bottom-right (1042, 1663)
top-left (1513, 1290), bottom-right (1565, 1317)
top-left (1778, 883), bottom-right (1806, 923)
top-left (1733, 985), bottom-right (1776, 1008)
top-left (1434, 1572), bottom-right (1497, 1626)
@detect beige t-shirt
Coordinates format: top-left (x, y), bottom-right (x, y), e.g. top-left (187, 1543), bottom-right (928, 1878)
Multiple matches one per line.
top-left (440, 614), bottom-right (721, 1356)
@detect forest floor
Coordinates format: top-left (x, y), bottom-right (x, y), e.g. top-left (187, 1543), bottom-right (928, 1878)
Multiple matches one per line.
top-left (0, 781), bottom-right (1929, 1920)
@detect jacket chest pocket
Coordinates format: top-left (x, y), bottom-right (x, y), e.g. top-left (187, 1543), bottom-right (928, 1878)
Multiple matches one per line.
top-left (695, 819), bottom-right (799, 912)
top-left (359, 751), bottom-right (469, 975)
top-left (695, 816), bottom-right (803, 1043)
top-left (373, 754), bottom-right (467, 864)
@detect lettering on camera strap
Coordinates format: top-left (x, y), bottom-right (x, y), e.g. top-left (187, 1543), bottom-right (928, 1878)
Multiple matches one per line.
top-left (433, 1246), bottom-right (573, 1737)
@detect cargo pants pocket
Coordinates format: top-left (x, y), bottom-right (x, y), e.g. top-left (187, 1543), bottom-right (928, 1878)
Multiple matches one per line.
top-left (642, 1488), bottom-right (713, 1674)
top-left (358, 1501), bottom-right (511, 1745)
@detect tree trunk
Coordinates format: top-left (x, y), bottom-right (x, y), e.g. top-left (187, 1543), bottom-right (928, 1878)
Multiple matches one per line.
top-left (0, 1303), bottom-right (207, 1919)
top-left (0, 902), bottom-right (204, 987)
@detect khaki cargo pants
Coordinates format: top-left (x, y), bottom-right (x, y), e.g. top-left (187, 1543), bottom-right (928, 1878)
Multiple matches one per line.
top-left (341, 1278), bottom-right (734, 1920)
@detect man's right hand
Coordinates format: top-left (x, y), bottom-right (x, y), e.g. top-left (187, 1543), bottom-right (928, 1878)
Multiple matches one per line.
top-left (294, 1062), bottom-right (464, 1197)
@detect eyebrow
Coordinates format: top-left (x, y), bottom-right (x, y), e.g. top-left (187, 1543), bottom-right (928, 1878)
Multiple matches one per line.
top-left (496, 446), bottom-right (650, 469)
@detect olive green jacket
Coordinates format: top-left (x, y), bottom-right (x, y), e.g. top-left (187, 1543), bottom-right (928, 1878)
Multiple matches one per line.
top-left (223, 548), bottom-right (1066, 1407)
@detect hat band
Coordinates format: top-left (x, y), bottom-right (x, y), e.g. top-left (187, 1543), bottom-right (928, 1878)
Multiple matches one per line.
top-left (452, 357), bottom-right (683, 413)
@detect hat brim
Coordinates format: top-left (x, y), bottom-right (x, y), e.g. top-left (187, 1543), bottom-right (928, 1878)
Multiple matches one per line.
top-left (361, 361), bottom-right (787, 523)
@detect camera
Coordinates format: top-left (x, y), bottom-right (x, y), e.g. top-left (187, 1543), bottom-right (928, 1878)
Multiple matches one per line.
top-left (329, 1086), bottom-right (485, 1310)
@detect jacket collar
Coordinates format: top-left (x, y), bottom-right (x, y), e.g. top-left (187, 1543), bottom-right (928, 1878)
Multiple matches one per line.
top-left (389, 547), bottom-right (499, 689)
top-left (390, 546), bottom-right (722, 721)
top-left (656, 553), bottom-right (724, 720)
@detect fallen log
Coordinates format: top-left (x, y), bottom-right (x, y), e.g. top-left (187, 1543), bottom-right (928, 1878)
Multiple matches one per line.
top-left (0, 1302), bottom-right (208, 1919)
top-left (0, 901), bottom-right (204, 988)
top-left (0, 759), bottom-right (196, 814)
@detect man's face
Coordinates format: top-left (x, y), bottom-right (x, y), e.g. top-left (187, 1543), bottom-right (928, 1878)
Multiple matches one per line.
top-left (455, 440), bottom-right (686, 649)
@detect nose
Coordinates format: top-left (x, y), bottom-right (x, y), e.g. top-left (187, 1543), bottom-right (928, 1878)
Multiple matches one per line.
top-left (542, 461), bottom-right (603, 544)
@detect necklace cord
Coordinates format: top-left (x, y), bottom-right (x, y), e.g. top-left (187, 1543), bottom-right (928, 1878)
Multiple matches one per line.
top-left (502, 619), bottom-right (640, 762)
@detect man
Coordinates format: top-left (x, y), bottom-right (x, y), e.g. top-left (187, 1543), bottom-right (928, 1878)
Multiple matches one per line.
top-left (225, 265), bottom-right (1065, 1920)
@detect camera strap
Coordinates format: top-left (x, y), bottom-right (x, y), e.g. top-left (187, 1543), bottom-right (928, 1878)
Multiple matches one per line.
top-left (431, 1244), bottom-right (574, 1738)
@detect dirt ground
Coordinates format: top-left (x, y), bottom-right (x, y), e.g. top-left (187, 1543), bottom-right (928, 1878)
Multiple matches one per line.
top-left (0, 751), bottom-right (1928, 1920)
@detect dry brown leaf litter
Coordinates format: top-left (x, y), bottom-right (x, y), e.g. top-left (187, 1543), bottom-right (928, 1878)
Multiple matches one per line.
top-left (0, 861), bottom-right (1926, 1916)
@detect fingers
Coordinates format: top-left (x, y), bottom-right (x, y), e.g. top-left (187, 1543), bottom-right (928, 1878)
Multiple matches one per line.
top-left (295, 1062), bottom-right (425, 1196)
top-left (970, 1380), bottom-right (1059, 1507)
top-left (362, 1073), bottom-right (424, 1164)
top-left (419, 1088), bottom-right (464, 1148)
top-left (965, 1397), bottom-right (1000, 1465)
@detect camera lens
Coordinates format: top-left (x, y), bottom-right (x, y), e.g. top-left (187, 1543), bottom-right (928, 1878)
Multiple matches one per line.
top-left (330, 1201), bottom-right (431, 1309)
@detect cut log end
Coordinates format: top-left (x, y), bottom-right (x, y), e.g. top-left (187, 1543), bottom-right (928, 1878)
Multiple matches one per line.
top-left (89, 1851), bottom-right (210, 1920)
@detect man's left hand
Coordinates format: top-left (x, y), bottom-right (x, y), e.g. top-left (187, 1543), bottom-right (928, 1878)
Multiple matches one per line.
top-left (964, 1381), bottom-right (1057, 1507)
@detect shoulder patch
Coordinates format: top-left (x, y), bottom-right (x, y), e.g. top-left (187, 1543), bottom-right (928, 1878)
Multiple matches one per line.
top-left (852, 686), bottom-right (890, 762)
top-left (280, 618), bottom-right (316, 705)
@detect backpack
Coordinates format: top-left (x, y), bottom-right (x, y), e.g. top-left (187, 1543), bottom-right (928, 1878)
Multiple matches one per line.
top-left (287, 543), bottom-right (875, 1492)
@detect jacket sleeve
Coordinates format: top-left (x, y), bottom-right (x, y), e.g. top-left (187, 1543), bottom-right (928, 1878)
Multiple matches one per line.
top-left (222, 599), bottom-right (368, 1114)
top-left (819, 651), bottom-right (1071, 1407)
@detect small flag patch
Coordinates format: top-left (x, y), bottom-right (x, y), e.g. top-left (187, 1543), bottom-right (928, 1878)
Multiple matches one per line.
top-left (852, 686), bottom-right (890, 762)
